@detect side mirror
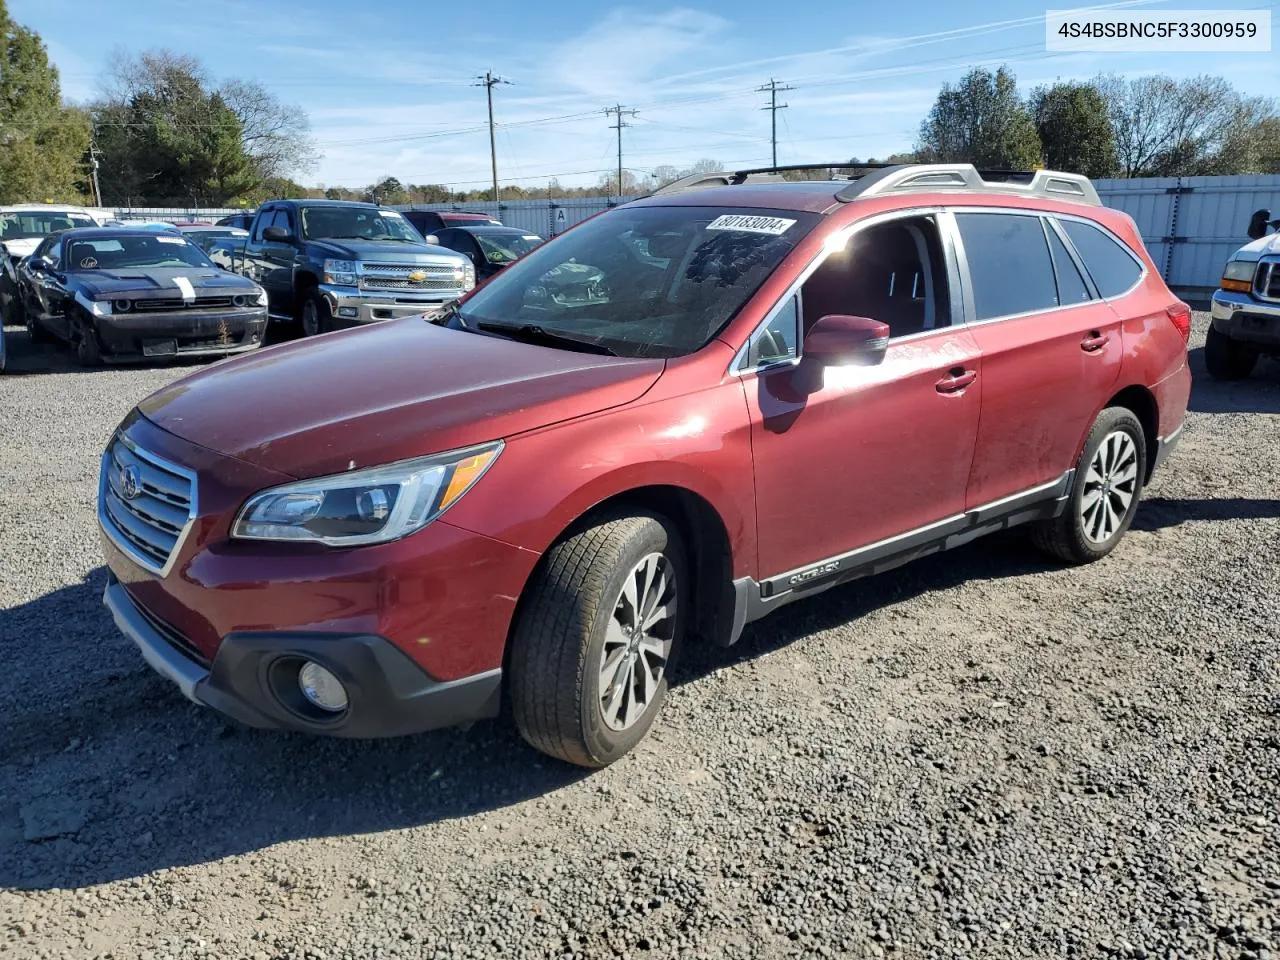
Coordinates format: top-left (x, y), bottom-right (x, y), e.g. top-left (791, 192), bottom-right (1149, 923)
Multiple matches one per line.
top-left (423, 234), bottom-right (441, 245)
top-left (1247, 209), bottom-right (1271, 241)
top-left (804, 314), bottom-right (890, 366)
top-left (28, 256), bottom-right (50, 274)
top-left (262, 225), bottom-right (291, 242)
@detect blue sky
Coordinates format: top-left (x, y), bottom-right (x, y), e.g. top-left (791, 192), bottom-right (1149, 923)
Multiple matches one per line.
top-left (12, 0), bottom-right (1280, 190)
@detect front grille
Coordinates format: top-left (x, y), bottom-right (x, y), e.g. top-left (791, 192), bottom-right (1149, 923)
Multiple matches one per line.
top-left (99, 435), bottom-right (196, 575)
top-left (1256, 261), bottom-right (1280, 303)
top-left (132, 296), bottom-right (236, 312)
top-left (360, 262), bottom-right (461, 293)
top-left (128, 590), bottom-right (210, 667)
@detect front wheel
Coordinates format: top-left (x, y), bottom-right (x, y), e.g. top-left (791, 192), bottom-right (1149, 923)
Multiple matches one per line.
top-left (508, 513), bottom-right (687, 768)
top-left (300, 289), bottom-right (332, 337)
top-left (1204, 324), bottom-right (1258, 381)
top-left (74, 314), bottom-right (102, 367)
top-left (1031, 407), bottom-right (1147, 565)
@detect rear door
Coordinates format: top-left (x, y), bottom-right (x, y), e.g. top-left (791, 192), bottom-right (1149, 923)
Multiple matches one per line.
top-left (952, 209), bottom-right (1122, 509)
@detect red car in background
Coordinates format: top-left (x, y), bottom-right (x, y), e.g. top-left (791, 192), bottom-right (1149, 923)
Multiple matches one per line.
top-left (98, 163), bottom-right (1191, 767)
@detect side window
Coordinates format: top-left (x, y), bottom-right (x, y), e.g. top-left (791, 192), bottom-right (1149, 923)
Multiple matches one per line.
top-left (955, 213), bottom-right (1057, 320)
top-left (275, 209), bottom-right (294, 235)
top-left (747, 294), bottom-right (800, 367)
top-left (253, 209), bottom-right (275, 242)
top-left (1045, 221), bottom-right (1092, 306)
top-left (44, 238), bottom-right (62, 267)
top-left (1059, 219), bottom-right (1143, 298)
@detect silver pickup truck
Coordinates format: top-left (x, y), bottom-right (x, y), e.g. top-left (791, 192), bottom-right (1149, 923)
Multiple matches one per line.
top-left (208, 199), bottom-right (474, 336)
top-left (1208, 208), bottom-right (1280, 380)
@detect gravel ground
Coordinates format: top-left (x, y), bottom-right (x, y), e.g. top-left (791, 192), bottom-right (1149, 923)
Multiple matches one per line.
top-left (1, 312), bottom-right (1278, 960)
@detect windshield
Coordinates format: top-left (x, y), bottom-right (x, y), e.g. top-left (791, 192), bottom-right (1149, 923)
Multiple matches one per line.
top-left (300, 206), bottom-right (422, 242)
top-left (65, 235), bottom-right (216, 271)
top-left (1, 211), bottom-right (96, 240)
top-left (475, 232), bottom-right (543, 264)
top-left (456, 206), bottom-right (818, 358)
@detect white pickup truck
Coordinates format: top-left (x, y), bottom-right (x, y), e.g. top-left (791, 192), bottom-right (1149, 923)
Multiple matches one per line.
top-left (1208, 208), bottom-right (1280, 380)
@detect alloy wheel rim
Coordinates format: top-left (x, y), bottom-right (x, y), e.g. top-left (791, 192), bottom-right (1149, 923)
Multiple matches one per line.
top-left (598, 552), bottom-right (677, 732)
top-left (1080, 430), bottom-right (1138, 544)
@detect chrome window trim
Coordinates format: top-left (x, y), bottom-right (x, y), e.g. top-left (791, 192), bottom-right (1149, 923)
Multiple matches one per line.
top-left (1043, 215), bottom-right (1102, 302)
top-left (97, 432), bottom-right (199, 579)
top-left (1046, 211), bottom-right (1147, 301)
top-left (730, 205), bottom-right (952, 377)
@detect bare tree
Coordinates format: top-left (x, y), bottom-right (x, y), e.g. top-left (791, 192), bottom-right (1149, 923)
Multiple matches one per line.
top-left (1097, 73), bottom-right (1240, 177)
top-left (220, 78), bottom-right (318, 181)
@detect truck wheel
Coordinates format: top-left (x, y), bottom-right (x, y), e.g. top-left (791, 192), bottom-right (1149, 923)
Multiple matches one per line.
top-left (74, 315), bottom-right (102, 367)
top-left (1031, 407), bottom-right (1147, 565)
top-left (301, 289), bottom-right (332, 337)
top-left (1204, 325), bottom-right (1258, 381)
top-left (508, 512), bottom-right (687, 768)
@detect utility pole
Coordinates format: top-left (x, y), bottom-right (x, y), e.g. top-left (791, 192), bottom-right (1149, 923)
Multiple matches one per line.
top-left (474, 71), bottom-right (512, 203)
top-left (604, 104), bottom-right (638, 198)
top-left (88, 127), bottom-right (102, 207)
top-left (757, 78), bottom-right (795, 168)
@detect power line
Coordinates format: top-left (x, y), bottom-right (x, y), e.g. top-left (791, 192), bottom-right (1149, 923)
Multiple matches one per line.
top-left (474, 70), bottom-right (512, 201)
top-left (604, 104), bottom-right (638, 198)
top-left (757, 78), bottom-right (796, 167)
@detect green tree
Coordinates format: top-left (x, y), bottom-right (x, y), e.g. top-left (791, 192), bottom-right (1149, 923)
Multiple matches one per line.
top-left (1030, 81), bottom-right (1118, 178)
top-left (917, 66), bottom-right (1042, 169)
top-left (0, 0), bottom-right (91, 203)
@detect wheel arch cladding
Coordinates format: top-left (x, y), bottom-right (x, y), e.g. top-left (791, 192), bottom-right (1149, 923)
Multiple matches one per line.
top-left (1105, 384), bottom-right (1159, 482)
top-left (504, 485), bottom-right (736, 669)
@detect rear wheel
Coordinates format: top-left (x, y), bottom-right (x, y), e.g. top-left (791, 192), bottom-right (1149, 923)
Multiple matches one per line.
top-left (300, 289), bottom-right (332, 337)
top-left (1031, 407), bottom-right (1147, 565)
top-left (508, 513), bottom-right (687, 768)
top-left (1204, 324), bottom-right (1258, 381)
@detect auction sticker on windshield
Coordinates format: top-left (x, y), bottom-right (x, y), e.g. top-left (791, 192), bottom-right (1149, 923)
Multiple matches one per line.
top-left (706, 215), bottom-right (796, 235)
top-left (379, 210), bottom-right (403, 218)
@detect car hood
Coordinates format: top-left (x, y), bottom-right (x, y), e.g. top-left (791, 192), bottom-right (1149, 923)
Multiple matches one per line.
top-left (1230, 233), bottom-right (1280, 263)
top-left (306, 238), bottom-right (469, 265)
top-left (137, 317), bottom-right (664, 478)
top-left (75, 267), bottom-right (259, 300)
top-left (2, 238), bottom-right (41, 259)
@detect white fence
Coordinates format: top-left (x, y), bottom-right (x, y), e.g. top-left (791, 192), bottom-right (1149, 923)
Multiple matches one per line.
top-left (113, 173), bottom-right (1280, 297)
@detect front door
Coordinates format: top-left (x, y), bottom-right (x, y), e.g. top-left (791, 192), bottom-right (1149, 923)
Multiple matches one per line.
top-left (950, 211), bottom-right (1124, 509)
top-left (743, 212), bottom-right (982, 581)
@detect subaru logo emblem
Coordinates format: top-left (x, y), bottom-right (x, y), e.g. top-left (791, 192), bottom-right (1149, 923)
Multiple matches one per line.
top-left (120, 465), bottom-right (142, 500)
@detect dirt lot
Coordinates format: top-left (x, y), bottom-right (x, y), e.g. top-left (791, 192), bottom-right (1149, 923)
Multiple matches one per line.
top-left (1, 313), bottom-right (1278, 960)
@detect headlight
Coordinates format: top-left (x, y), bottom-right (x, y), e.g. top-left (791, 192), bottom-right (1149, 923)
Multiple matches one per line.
top-left (232, 441), bottom-right (502, 545)
top-left (323, 259), bottom-right (358, 286)
top-left (1221, 260), bottom-right (1256, 292)
top-left (462, 261), bottom-right (476, 291)
top-left (252, 287), bottom-right (268, 306)
top-left (112, 299), bottom-right (132, 312)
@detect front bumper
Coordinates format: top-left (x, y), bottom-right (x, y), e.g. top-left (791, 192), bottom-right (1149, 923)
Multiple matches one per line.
top-left (96, 308), bottom-right (268, 360)
top-left (319, 284), bottom-right (461, 327)
top-left (1210, 289), bottom-right (1280, 349)
top-left (104, 575), bottom-right (502, 736)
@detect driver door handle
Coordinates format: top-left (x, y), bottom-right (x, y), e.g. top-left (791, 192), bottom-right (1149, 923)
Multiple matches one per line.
top-left (935, 368), bottom-right (977, 394)
top-left (1081, 331), bottom-right (1110, 352)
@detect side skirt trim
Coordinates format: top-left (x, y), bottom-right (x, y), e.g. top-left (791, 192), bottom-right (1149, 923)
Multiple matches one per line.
top-left (723, 470), bottom-right (1073, 645)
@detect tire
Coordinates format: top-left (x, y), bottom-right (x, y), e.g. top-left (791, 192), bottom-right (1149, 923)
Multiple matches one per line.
top-left (74, 314), bottom-right (102, 367)
top-left (300, 288), bottom-right (332, 337)
top-left (22, 299), bottom-right (50, 344)
top-left (1204, 324), bottom-right (1258, 381)
top-left (508, 512), bottom-right (687, 768)
top-left (1031, 407), bottom-right (1147, 565)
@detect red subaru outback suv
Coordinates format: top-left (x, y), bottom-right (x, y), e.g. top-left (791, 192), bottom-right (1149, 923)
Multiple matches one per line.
top-left (99, 164), bottom-right (1191, 767)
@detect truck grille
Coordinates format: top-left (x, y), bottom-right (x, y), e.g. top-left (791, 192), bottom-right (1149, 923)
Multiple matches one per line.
top-left (360, 262), bottom-right (460, 293)
top-left (99, 435), bottom-right (197, 576)
top-left (1256, 261), bottom-right (1280, 303)
top-left (133, 296), bottom-right (235, 312)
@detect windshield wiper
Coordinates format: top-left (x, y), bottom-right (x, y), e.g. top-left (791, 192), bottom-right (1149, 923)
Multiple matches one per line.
top-left (476, 321), bottom-right (617, 356)
top-left (425, 299), bottom-right (465, 327)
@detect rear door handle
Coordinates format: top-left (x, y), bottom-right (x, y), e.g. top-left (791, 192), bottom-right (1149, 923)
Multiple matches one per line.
top-left (1081, 331), bottom-right (1110, 352)
top-left (935, 368), bottom-right (977, 394)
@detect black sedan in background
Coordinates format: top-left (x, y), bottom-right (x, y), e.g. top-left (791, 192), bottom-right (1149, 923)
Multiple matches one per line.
top-left (425, 225), bottom-right (544, 280)
top-left (15, 228), bottom-right (268, 366)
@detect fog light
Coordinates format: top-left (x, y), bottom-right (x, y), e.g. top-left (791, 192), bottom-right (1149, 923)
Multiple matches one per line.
top-left (298, 661), bottom-right (348, 712)
top-left (338, 306), bottom-right (359, 318)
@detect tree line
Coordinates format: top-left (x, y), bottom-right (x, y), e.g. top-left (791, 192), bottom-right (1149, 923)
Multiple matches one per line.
top-left (2, 0), bottom-right (1277, 209)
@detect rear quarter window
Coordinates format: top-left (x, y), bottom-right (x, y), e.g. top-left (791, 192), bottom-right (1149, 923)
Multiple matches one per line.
top-left (1058, 219), bottom-right (1144, 298)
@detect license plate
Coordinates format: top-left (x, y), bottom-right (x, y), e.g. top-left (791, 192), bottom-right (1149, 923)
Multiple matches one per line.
top-left (142, 339), bottom-right (178, 357)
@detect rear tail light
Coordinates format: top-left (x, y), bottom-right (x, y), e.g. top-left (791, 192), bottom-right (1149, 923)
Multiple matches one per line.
top-left (1165, 302), bottom-right (1192, 344)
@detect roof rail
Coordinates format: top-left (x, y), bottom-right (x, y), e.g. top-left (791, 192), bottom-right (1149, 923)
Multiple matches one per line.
top-left (840, 164), bottom-right (1100, 205)
top-left (650, 161), bottom-right (1100, 206)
